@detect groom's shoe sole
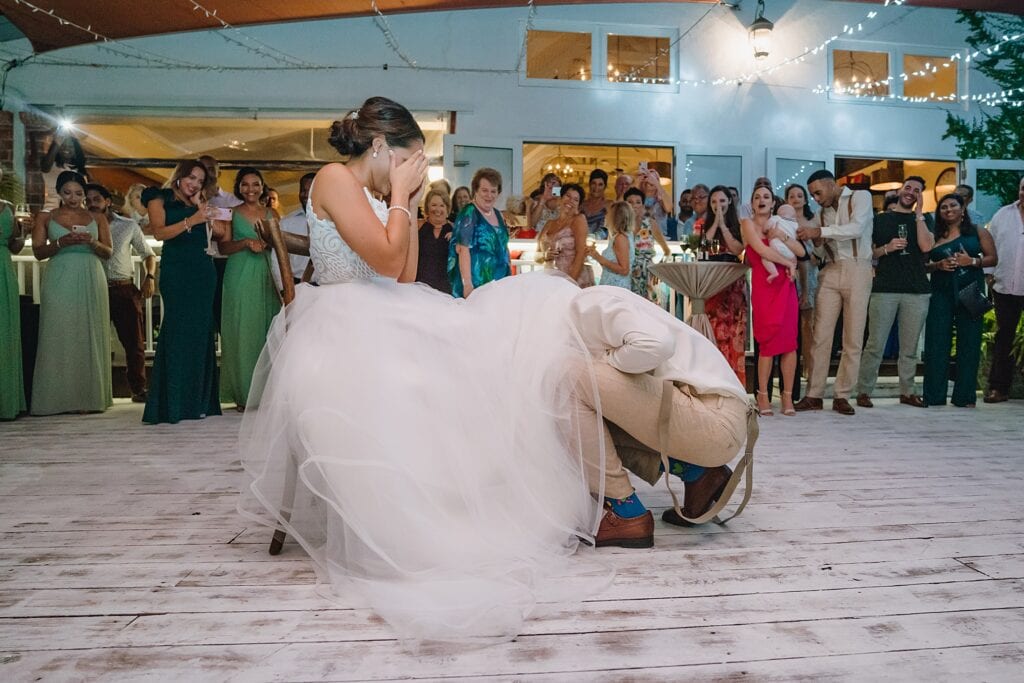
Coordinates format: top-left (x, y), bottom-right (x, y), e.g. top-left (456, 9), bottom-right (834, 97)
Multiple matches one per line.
top-left (595, 510), bottom-right (654, 548)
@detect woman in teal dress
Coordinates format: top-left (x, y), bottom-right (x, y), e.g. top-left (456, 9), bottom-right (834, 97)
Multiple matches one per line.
top-left (30, 171), bottom-right (113, 415)
top-left (0, 199), bottom-right (27, 419)
top-left (218, 168), bottom-right (281, 410)
top-left (143, 160), bottom-right (225, 424)
top-left (923, 193), bottom-right (998, 407)
top-left (448, 168), bottom-right (510, 298)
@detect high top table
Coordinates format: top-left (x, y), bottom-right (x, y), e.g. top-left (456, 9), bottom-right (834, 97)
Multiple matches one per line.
top-left (650, 261), bottom-right (749, 343)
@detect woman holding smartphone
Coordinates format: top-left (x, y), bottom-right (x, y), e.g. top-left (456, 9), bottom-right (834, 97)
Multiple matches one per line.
top-left (30, 170), bottom-right (113, 415)
top-left (218, 167), bottom-right (282, 411)
top-left (143, 159), bottom-right (225, 424)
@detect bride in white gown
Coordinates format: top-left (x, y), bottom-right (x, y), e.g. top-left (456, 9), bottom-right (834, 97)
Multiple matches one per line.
top-left (239, 97), bottom-right (607, 644)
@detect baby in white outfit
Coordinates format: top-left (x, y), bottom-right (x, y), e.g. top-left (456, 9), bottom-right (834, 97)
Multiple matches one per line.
top-left (764, 204), bottom-right (799, 283)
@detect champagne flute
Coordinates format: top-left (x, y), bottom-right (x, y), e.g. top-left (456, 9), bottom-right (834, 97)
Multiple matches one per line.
top-left (897, 224), bottom-right (908, 255)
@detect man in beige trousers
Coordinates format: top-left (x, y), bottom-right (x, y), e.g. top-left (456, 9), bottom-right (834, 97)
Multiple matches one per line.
top-left (569, 286), bottom-right (756, 548)
top-left (794, 169), bottom-right (874, 416)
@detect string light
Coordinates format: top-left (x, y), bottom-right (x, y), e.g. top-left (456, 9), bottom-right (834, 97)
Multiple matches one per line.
top-left (187, 1), bottom-right (329, 69)
top-left (370, 0), bottom-right (417, 68)
top-left (774, 162), bottom-right (815, 194)
top-left (515, 0), bottom-right (537, 73)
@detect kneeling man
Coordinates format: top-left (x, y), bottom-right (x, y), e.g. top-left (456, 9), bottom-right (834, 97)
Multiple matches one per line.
top-left (570, 286), bottom-right (755, 548)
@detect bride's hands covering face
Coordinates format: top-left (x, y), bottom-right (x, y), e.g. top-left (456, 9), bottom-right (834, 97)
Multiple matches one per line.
top-left (388, 148), bottom-right (429, 206)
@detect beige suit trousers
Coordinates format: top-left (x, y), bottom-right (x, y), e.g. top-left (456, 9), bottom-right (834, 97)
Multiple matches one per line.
top-left (576, 361), bottom-right (748, 499)
top-left (807, 259), bottom-right (874, 399)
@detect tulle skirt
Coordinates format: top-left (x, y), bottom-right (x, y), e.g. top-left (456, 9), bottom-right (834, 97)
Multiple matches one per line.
top-left (238, 271), bottom-right (608, 644)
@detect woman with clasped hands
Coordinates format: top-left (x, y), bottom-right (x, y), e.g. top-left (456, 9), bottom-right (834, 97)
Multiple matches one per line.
top-left (448, 167), bottom-right (510, 298)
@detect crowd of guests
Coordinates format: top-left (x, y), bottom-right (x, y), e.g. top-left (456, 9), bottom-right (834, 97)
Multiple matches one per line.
top-left (2, 139), bottom-right (1022, 423)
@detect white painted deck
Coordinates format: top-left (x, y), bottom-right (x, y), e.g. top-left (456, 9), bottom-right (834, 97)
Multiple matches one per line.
top-left (2, 399), bottom-right (1023, 681)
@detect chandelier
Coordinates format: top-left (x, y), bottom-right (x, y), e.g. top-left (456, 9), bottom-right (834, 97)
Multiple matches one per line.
top-left (544, 147), bottom-right (575, 176)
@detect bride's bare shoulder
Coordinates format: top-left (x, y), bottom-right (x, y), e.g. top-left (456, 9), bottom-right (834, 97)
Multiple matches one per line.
top-left (315, 163), bottom-right (355, 185)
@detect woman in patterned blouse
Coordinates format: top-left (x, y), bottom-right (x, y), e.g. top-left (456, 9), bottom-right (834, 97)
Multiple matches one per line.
top-left (448, 167), bottom-right (510, 298)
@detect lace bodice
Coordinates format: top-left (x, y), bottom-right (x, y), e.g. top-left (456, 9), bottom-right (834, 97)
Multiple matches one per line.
top-left (308, 186), bottom-right (389, 284)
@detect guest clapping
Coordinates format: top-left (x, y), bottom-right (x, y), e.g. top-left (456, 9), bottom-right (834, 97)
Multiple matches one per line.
top-left (143, 160), bottom-right (225, 424)
top-left (537, 183), bottom-right (593, 287)
top-left (743, 186), bottom-right (804, 416)
top-left (923, 193), bottom-right (997, 407)
top-left (588, 200), bottom-right (635, 289)
top-left (448, 168), bottom-right (509, 298)
top-left (701, 185), bottom-right (748, 385)
top-left (218, 167), bottom-right (282, 411)
top-left (30, 170), bottom-right (113, 415)
top-left (417, 188), bottom-right (453, 294)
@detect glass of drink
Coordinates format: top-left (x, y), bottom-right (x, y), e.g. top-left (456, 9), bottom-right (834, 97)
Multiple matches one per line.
top-left (897, 224), bottom-right (908, 255)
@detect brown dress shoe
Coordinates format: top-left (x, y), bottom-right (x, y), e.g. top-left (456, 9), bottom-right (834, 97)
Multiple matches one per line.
top-left (983, 390), bottom-right (1009, 404)
top-left (793, 396), bottom-right (823, 411)
top-left (662, 465), bottom-right (732, 527)
top-left (596, 508), bottom-right (654, 548)
top-left (832, 398), bottom-right (856, 415)
top-left (899, 394), bottom-right (927, 408)
top-left (856, 393), bottom-right (874, 408)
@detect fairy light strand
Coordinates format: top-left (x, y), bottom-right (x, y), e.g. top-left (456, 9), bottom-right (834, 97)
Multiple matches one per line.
top-left (370, 0), bottom-right (417, 68)
top-left (515, 0), bottom-right (537, 73)
top-left (187, 1), bottom-right (329, 69)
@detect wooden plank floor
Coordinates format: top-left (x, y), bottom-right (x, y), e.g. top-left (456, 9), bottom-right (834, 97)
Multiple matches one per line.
top-left (2, 398), bottom-right (1023, 682)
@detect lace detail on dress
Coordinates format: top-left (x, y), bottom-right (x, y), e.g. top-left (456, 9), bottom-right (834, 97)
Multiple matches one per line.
top-left (307, 186), bottom-right (389, 284)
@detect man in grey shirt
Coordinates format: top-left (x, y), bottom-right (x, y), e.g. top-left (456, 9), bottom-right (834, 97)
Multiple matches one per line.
top-left (87, 183), bottom-right (156, 403)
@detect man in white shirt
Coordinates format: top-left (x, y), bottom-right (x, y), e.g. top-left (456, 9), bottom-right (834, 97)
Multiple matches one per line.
top-left (86, 183), bottom-right (156, 403)
top-left (794, 169), bottom-right (874, 415)
top-left (570, 286), bottom-right (755, 548)
top-left (984, 176), bottom-right (1024, 403)
top-left (274, 172), bottom-right (315, 287)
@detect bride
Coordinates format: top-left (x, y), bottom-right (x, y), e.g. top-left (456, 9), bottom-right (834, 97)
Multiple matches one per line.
top-left (239, 97), bottom-right (607, 644)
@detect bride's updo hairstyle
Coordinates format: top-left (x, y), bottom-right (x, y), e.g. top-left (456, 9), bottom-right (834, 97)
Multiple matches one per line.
top-left (328, 97), bottom-right (425, 158)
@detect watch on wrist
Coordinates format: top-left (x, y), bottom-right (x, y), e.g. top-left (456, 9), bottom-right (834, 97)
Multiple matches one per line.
top-left (145, 273), bottom-right (155, 280)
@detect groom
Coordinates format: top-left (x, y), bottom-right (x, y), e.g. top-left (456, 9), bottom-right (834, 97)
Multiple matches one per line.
top-left (570, 285), bottom-right (756, 548)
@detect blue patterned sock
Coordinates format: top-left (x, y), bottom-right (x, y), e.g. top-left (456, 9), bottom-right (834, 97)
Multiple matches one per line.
top-left (660, 458), bottom-right (706, 483)
top-left (604, 492), bottom-right (647, 519)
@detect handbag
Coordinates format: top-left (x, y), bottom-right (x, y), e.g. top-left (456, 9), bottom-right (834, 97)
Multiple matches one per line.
top-left (957, 279), bottom-right (993, 319)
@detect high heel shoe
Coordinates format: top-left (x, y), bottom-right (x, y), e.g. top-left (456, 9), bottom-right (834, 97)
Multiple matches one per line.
top-left (756, 390), bottom-right (774, 417)
top-left (781, 390), bottom-right (796, 416)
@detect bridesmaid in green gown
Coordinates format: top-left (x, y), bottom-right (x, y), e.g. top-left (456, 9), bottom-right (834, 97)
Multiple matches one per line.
top-left (218, 168), bottom-right (281, 410)
top-left (30, 171), bottom-right (114, 415)
top-left (0, 200), bottom-right (27, 419)
top-left (143, 160), bottom-right (226, 424)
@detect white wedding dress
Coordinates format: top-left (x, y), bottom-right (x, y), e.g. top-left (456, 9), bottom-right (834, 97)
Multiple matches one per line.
top-left (239, 187), bottom-right (608, 644)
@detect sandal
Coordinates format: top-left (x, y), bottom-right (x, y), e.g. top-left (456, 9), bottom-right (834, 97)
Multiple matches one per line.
top-left (781, 390), bottom-right (796, 416)
top-left (756, 390), bottom-right (774, 417)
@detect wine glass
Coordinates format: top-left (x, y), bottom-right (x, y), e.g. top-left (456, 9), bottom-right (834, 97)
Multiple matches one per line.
top-left (897, 224), bottom-right (908, 255)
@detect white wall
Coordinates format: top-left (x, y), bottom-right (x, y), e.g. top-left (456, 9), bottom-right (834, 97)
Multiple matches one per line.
top-left (0, 1), bottom-right (1002, 197)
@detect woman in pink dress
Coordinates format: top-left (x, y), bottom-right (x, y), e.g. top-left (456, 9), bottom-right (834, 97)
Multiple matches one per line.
top-left (742, 186), bottom-right (804, 416)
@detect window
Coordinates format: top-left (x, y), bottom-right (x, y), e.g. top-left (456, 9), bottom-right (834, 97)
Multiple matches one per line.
top-left (606, 34), bottom-right (671, 84)
top-left (903, 53), bottom-right (957, 102)
top-left (682, 154), bottom-right (742, 192)
top-left (832, 49), bottom-right (890, 97)
top-left (526, 30), bottom-right (592, 81)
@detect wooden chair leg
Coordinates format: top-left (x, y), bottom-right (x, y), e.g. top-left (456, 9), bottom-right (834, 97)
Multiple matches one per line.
top-left (268, 451), bottom-right (298, 555)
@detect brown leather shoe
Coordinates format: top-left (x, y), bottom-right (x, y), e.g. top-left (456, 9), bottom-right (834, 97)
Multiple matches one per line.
top-left (900, 394), bottom-right (927, 408)
top-left (662, 465), bottom-right (732, 527)
top-left (793, 396), bottom-right (823, 411)
top-left (832, 398), bottom-right (856, 415)
top-left (596, 508), bottom-right (654, 548)
top-left (856, 393), bottom-right (874, 408)
top-left (983, 390), bottom-right (1009, 404)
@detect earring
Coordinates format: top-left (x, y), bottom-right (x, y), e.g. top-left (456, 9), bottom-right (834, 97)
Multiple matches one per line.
top-left (372, 150), bottom-right (378, 159)
top-left (175, 180), bottom-right (180, 188)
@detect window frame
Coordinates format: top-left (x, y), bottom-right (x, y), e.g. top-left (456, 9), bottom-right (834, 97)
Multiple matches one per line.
top-left (827, 40), bottom-right (966, 109)
top-left (520, 20), bottom-right (679, 93)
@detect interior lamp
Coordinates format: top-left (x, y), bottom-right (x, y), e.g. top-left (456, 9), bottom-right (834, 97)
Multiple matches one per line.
top-left (748, 0), bottom-right (774, 61)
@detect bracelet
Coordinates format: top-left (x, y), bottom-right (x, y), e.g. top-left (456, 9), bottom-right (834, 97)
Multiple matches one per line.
top-left (183, 217), bottom-right (191, 232)
top-left (916, 216), bottom-right (926, 222)
top-left (388, 206), bottom-right (412, 221)
top-left (145, 273), bottom-right (155, 280)
top-left (883, 245), bottom-right (888, 255)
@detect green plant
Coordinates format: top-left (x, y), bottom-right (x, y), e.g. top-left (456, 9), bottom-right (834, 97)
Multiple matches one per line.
top-left (0, 168), bottom-right (25, 205)
top-left (943, 11), bottom-right (1024, 204)
top-left (979, 307), bottom-right (1024, 398)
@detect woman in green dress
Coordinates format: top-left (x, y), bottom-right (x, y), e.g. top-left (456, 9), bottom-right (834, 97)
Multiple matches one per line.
top-left (448, 167), bottom-right (510, 298)
top-left (218, 167), bottom-right (281, 410)
top-left (923, 193), bottom-right (998, 407)
top-left (143, 160), bottom-right (225, 424)
top-left (0, 198), bottom-right (27, 420)
top-left (30, 171), bottom-right (113, 415)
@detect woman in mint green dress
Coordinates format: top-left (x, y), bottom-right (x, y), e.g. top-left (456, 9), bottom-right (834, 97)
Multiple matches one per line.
top-left (218, 168), bottom-right (281, 410)
top-left (30, 171), bottom-right (113, 415)
top-left (0, 201), bottom-right (27, 419)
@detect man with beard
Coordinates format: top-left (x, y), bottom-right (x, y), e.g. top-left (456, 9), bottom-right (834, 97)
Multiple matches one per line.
top-left (855, 176), bottom-right (935, 408)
